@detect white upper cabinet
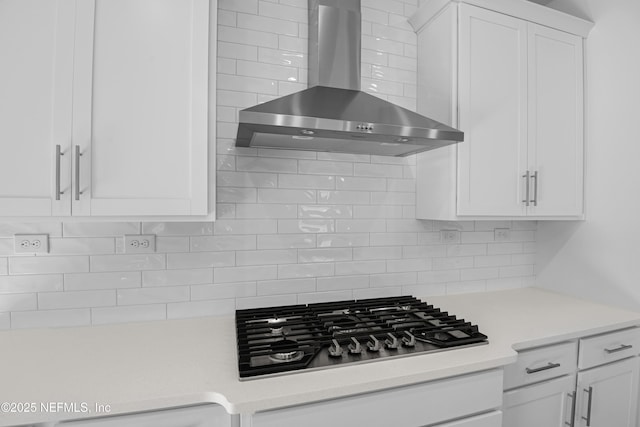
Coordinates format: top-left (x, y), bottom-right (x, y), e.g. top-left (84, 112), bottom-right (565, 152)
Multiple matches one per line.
top-left (0, 0), bottom-right (75, 217)
top-left (0, 0), bottom-right (214, 218)
top-left (410, 0), bottom-right (592, 220)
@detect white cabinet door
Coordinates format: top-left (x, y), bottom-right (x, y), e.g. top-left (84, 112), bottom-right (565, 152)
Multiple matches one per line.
top-left (57, 404), bottom-right (230, 427)
top-left (575, 357), bottom-right (639, 427)
top-left (503, 375), bottom-right (576, 427)
top-left (456, 4), bottom-right (528, 217)
top-left (71, 0), bottom-right (210, 216)
top-left (0, 0), bottom-right (74, 216)
top-left (527, 23), bottom-right (584, 216)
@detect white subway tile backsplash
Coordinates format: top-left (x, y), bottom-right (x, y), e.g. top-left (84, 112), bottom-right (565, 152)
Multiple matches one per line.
top-left (353, 246), bottom-right (402, 261)
top-left (219, 0), bottom-right (258, 14)
top-left (298, 205), bottom-right (353, 219)
top-left (92, 304), bottom-right (167, 325)
top-left (0, 222), bottom-right (62, 238)
top-left (191, 282), bottom-right (256, 300)
top-left (214, 219), bottom-right (278, 235)
top-left (317, 233), bottom-right (370, 248)
top-left (238, 157), bottom-right (298, 174)
top-left (0, 293), bottom-right (37, 312)
top-left (237, 249), bottom-right (297, 266)
top-left (10, 256), bottom-right (89, 275)
top-left (335, 260), bottom-right (386, 276)
top-left (90, 254), bottom-right (165, 273)
top-left (316, 275), bottom-right (370, 291)
top-left (257, 234), bottom-right (315, 249)
top-left (279, 174), bottom-right (335, 190)
top-left (143, 222), bottom-right (213, 236)
top-left (278, 262), bottom-right (334, 279)
top-left (143, 268), bottom-right (214, 287)
top-left (298, 160), bottom-right (353, 176)
top-left (11, 309), bottom-right (90, 329)
top-left (259, 1), bottom-right (307, 22)
top-left (49, 238), bottom-right (115, 255)
top-left (168, 299), bottom-right (236, 319)
top-left (0, 0), bottom-right (535, 329)
top-left (117, 286), bottom-right (189, 306)
top-left (298, 248), bottom-right (352, 263)
top-left (237, 204), bottom-right (297, 219)
top-left (166, 252), bottom-right (235, 269)
top-left (371, 272), bottom-right (417, 287)
top-left (298, 291), bottom-right (354, 304)
top-left (277, 219), bottom-right (335, 234)
top-left (191, 235), bottom-right (256, 252)
top-left (236, 294), bottom-right (298, 310)
top-left (0, 275), bottom-right (63, 294)
top-left (336, 219), bottom-right (386, 233)
top-left (39, 290), bottom-right (116, 310)
top-left (318, 191), bottom-right (370, 205)
top-left (237, 13), bottom-right (299, 36)
top-left (63, 222), bottom-right (138, 237)
top-left (257, 278), bottom-right (316, 295)
top-left (64, 272), bottom-right (141, 291)
top-left (215, 265), bottom-right (278, 283)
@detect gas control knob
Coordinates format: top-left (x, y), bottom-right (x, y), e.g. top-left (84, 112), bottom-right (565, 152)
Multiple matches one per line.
top-left (385, 333), bottom-right (400, 349)
top-left (328, 339), bottom-right (343, 357)
top-left (348, 337), bottom-right (362, 354)
top-left (402, 331), bottom-right (416, 347)
top-left (366, 335), bottom-right (382, 352)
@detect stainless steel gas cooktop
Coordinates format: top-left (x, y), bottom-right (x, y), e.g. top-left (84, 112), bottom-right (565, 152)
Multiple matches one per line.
top-left (236, 296), bottom-right (488, 379)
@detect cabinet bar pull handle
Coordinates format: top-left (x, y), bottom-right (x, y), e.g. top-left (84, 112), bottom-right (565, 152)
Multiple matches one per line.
top-left (565, 392), bottom-right (576, 427)
top-left (525, 362), bottom-right (561, 374)
top-left (55, 145), bottom-right (64, 200)
top-left (582, 386), bottom-right (593, 426)
top-left (604, 343), bottom-right (633, 354)
top-left (531, 170), bottom-right (538, 206)
top-left (522, 170), bottom-right (530, 206)
top-left (74, 145), bottom-right (83, 201)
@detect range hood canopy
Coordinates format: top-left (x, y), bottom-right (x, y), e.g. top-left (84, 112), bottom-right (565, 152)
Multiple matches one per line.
top-left (235, 0), bottom-right (464, 157)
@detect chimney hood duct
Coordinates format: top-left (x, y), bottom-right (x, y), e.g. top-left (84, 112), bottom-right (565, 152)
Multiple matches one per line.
top-left (235, 0), bottom-right (464, 157)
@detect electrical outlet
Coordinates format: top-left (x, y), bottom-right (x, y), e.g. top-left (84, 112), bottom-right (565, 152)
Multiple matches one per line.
top-left (494, 228), bottom-right (511, 241)
top-left (124, 235), bottom-right (156, 253)
top-left (14, 234), bottom-right (49, 254)
top-left (440, 230), bottom-right (460, 243)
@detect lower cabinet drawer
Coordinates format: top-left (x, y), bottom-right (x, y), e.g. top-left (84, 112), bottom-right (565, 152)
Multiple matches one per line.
top-left (250, 369), bottom-right (503, 427)
top-left (504, 341), bottom-right (577, 390)
top-left (434, 410), bottom-right (502, 427)
top-left (578, 327), bottom-right (640, 370)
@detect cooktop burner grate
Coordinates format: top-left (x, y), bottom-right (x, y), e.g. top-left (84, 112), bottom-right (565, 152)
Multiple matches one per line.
top-left (236, 296), bottom-right (488, 379)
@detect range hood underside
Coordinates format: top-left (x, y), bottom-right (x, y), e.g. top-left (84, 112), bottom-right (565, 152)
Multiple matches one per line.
top-left (237, 123), bottom-right (458, 157)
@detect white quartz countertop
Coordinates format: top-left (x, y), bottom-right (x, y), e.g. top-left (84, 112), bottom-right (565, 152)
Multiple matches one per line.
top-left (2, 288), bottom-right (640, 426)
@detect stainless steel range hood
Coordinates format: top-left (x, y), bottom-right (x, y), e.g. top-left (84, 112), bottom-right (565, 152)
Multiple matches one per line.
top-left (235, 0), bottom-right (464, 157)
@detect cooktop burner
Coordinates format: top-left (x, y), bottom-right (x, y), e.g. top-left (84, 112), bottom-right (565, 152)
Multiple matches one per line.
top-left (236, 296), bottom-right (488, 379)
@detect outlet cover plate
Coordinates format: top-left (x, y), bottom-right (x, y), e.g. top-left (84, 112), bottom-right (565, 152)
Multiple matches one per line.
top-left (440, 230), bottom-right (460, 243)
top-left (494, 228), bottom-right (511, 241)
top-left (124, 235), bottom-right (156, 253)
top-left (14, 234), bottom-right (49, 254)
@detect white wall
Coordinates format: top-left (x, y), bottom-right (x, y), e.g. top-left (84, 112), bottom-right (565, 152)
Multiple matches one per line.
top-left (537, 0), bottom-right (640, 310)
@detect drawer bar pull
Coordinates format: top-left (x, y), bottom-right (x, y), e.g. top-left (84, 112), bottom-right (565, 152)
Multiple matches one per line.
top-left (525, 362), bottom-right (561, 374)
top-left (604, 344), bottom-right (633, 354)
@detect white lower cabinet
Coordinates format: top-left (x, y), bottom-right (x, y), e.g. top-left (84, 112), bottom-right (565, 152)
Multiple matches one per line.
top-left (245, 369), bottom-right (502, 427)
top-left (504, 327), bottom-right (640, 427)
top-left (574, 357), bottom-right (639, 427)
top-left (56, 404), bottom-right (231, 427)
top-left (503, 375), bottom-right (576, 427)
